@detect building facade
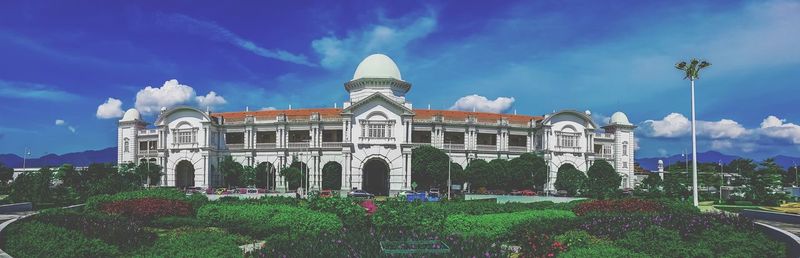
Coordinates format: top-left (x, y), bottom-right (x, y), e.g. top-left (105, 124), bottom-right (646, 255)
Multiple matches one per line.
top-left (118, 54), bottom-right (636, 195)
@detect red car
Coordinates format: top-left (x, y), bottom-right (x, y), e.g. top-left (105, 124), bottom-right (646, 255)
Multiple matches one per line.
top-left (520, 190), bottom-right (536, 196)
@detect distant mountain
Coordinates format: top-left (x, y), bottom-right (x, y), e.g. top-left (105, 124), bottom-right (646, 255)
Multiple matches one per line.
top-left (636, 151), bottom-right (800, 171)
top-left (0, 147), bottom-right (117, 168)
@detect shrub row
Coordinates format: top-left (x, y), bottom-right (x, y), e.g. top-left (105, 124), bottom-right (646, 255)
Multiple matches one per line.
top-left (197, 203), bottom-right (342, 238)
top-left (100, 198), bottom-right (193, 220)
top-left (132, 228), bottom-right (245, 258)
top-left (3, 221), bottom-right (120, 258)
top-left (572, 199), bottom-right (664, 216)
top-left (615, 225), bottom-right (785, 258)
top-left (577, 212), bottom-right (757, 240)
top-left (440, 199), bottom-right (585, 215)
top-left (33, 209), bottom-right (156, 250)
top-left (444, 209), bottom-right (577, 240)
top-left (306, 197), bottom-right (370, 230)
top-left (85, 188), bottom-right (188, 210)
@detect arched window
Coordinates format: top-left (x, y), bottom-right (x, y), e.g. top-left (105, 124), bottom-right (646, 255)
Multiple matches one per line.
top-left (622, 141), bottom-right (628, 156)
top-left (124, 138), bottom-right (130, 152)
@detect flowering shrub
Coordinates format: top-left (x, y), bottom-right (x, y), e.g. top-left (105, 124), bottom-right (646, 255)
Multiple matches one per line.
top-left (572, 199), bottom-right (663, 216)
top-left (522, 234), bottom-right (567, 258)
top-left (86, 188), bottom-right (188, 211)
top-left (578, 212), bottom-right (757, 239)
top-left (360, 199), bottom-right (377, 215)
top-left (559, 244), bottom-right (649, 258)
top-left (100, 197), bottom-right (193, 220)
top-left (307, 197), bottom-right (370, 230)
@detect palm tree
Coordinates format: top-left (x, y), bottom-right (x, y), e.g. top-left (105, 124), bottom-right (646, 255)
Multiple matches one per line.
top-left (675, 58), bottom-right (711, 207)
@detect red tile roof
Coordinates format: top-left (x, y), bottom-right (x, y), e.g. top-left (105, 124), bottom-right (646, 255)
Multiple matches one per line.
top-left (211, 108), bottom-right (542, 125)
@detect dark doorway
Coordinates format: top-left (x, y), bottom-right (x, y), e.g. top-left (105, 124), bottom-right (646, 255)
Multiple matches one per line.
top-left (362, 158), bottom-right (389, 195)
top-left (175, 160), bottom-right (195, 188)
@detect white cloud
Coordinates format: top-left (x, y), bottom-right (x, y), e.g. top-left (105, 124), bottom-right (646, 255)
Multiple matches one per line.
top-left (134, 79), bottom-right (196, 114)
top-left (311, 12), bottom-right (437, 69)
top-left (0, 79), bottom-right (80, 101)
top-left (196, 91), bottom-right (227, 109)
top-left (641, 113), bottom-right (691, 138)
top-left (53, 119), bottom-right (76, 133)
top-left (641, 113), bottom-right (748, 139)
top-left (261, 107), bottom-right (277, 111)
top-left (449, 94), bottom-right (515, 113)
top-left (162, 13), bottom-right (313, 66)
top-left (758, 115), bottom-right (800, 144)
top-left (96, 98), bottom-right (125, 119)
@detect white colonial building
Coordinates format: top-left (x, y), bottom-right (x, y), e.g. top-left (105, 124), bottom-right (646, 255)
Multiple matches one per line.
top-left (118, 54), bottom-right (636, 195)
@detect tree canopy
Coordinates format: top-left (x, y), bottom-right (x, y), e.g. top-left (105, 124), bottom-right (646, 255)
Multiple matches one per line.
top-left (554, 164), bottom-right (586, 196)
top-left (585, 160), bottom-right (621, 198)
top-left (411, 145), bottom-right (449, 190)
top-left (219, 156), bottom-right (244, 187)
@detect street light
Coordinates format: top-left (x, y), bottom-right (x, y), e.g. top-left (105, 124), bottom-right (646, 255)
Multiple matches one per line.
top-left (676, 58), bottom-right (712, 207)
top-left (446, 140), bottom-right (452, 201)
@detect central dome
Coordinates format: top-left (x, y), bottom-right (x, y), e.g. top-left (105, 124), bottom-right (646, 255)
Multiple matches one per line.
top-left (352, 54), bottom-right (402, 81)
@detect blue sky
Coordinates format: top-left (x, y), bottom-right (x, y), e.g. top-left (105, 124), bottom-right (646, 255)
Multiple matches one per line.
top-left (1, 0), bottom-right (798, 160)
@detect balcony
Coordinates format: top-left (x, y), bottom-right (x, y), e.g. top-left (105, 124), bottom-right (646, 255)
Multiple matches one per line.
top-left (594, 133), bottom-right (614, 139)
top-left (595, 153), bottom-right (614, 160)
top-left (476, 144), bottom-right (497, 151)
top-left (320, 142), bottom-right (343, 149)
top-left (138, 129), bottom-right (158, 135)
top-left (508, 146), bottom-right (527, 153)
top-left (287, 142), bottom-right (310, 149)
top-left (255, 143), bottom-right (277, 149)
top-left (226, 143), bottom-right (245, 150)
top-left (137, 150), bottom-right (159, 156)
top-left (443, 143), bottom-right (465, 151)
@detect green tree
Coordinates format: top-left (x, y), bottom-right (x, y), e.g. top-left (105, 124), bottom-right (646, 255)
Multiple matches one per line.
top-left (55, 164), bottom-right (81, 189)
top-left (254, 162), bottom-right (275, 189)
top-left (219, 156), bottom-right (244, 187)
top-left (586, 160), bottom-right (622, 198)
top-left (488, 159), bottom-right (510, 190)
top-left (554, 164), bottom-right (587, 196)
top-left (663, 172), bottom-right (690, 199)
top-left (135, 162), bottom-right (163, 186)
top-left (411, 145), bottom-right (449, 190)
top-left (744, 159), bottom-right (785, 205)
top-left (241, 165), bottom-right (257, 187)
top-left (635, 173), bottom-right (664, 198)
top-left (321, 162), bottom-right (342, 190)
top-left (10, 167), bottom-right (53, 204)
top-left (280, 166), bottom-right (304, 190)
top-left (465, 159), bottom-right (492, 191)
top-left (507, 153), bottom-right (538, 190)
top-left (0, 162), bottom-right (13, 184)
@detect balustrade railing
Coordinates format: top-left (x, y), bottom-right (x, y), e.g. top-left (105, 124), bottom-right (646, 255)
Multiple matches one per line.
top-left (476, 144), bottom-right (497, 151)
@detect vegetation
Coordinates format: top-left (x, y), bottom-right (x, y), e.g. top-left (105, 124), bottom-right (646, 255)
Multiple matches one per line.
top-left (585, 160), bottom-right (621, 198)
top-left (218, 155), bottom-right (244, 187)
top-left (555, 164), bottom-right (587, 196)
top-left (321, 162), bottom-right (342, 190)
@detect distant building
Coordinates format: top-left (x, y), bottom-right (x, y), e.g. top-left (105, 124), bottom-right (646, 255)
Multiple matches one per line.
top-left (118, 54), bottom-right (636, 195)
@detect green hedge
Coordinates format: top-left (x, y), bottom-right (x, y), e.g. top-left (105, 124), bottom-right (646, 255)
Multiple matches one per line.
top-left (3, 221), bottom-right (120, 258)
top-left (306, 197), bottom-right (369, 230)
top-left (197, 203), bottom-right (342, 238)
top-left (131, 228), bottom-right (243, 258)
top-left (444, 209), bottom-right (576, 239)
top-left (372, 199), bottom-right (448, 232)
top-left (148, 216), bottom-right (204, 229)
top-left (32, 209), bottom-right (156, 250)
top-left (85, 188), bottom-right (188, 211)
top-left (559, 244), bottom-right (651, 258)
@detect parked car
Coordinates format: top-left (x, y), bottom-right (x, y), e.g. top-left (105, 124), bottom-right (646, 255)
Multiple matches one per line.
top-left (257, 188), bottom-right (267, 194)
top-left (510, 189), bottom-right (522, 195)
top-left (520, 189), bottom-right (536, 196)
top-left (238, 188), bottom-right (248, 194)
top-left (215, 188), bottom-right (228, 195)
top-left (347, 189), bottom-right (374, 199)
top-left (319, 190), bottom-right (333, 198)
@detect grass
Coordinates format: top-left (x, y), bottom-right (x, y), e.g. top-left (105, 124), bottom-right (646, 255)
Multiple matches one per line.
top-left (711, 205), bottom-right (765, 213)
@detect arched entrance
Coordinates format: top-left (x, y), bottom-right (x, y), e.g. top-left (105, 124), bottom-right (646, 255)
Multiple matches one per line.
top-left (256, 162), bottom-right (276, 190)
top-left (322, 161), bottom-right (342, 190)
top-left (362, 158), bottom-right (389, 196)
top-left (175, 160), bottom-right (195, 188)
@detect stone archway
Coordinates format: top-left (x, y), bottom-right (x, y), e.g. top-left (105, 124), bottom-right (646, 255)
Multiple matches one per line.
top-left (322, 161), bottom-right (342, 190)
top-left (362, 158), bottom-right (390, 195)
top-left (175, 160), bottom-right (195, 188)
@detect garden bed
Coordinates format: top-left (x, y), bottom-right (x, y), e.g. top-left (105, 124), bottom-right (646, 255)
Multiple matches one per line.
top-left (0, 189), bottom-right (788, 257)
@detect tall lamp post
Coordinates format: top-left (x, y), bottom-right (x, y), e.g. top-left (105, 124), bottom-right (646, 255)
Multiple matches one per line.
top-left (446, 140), bottom-right (452, 201)
top-left (676, 58), bottom-right (712, 207)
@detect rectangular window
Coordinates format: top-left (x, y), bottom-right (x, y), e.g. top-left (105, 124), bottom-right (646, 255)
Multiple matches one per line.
top-left (225, 132), bottom-right (244, 144)
top-left (443, 132), bottom-right (464, 144)
top-left (555, 132), bottom-right (580, 148)
top-left (368, 124), bottom-right (386, 138)
top-left (178, 131), bottom-right (193, 144)
top-left (411, 131), bottom-right (431, 143)
top-left (623, 162), bottom-right (628, 168)
top-left (322, 130), bottom-right (342, 142)
top-left (509, 135), bottom-right (527, 147)
top-left (256, 131), bottom-right (276, 143)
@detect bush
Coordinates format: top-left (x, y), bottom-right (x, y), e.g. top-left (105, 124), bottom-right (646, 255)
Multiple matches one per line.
top-left (307, 197), bottom-right (369, 230)
top-left (86, 188), bottom-right (187, 211)
top-left (259, 195), bottom-right (301, 206)
top-left (134, 228), bottom-right (244, 258)
top-left (559, 244), bottom-right (650, 258)
top-left (3, 221), bottom-right (120, 258)
top-left (578, 212), bottom-right (758, 240)
top-left (149, 216), bottom-right (204, 229)
top-left (100, 198), bottom-right (193, 220)
top-left (197, 203), bottom-right (342, 238)
top-left (615, 226), bottom-right (713, 258)
top-left (372, 199), bottom-right (448, 232)
top-left (572, 199), bottom-right (663, 216)
top-left (694, 225), bottom-right (785, 258)
top-left (444, 210), bottom-right (576, 240)
top-left (188, 192), bottom-right (208, 212)
top-left (33, 209), bottom-right (156, 250)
